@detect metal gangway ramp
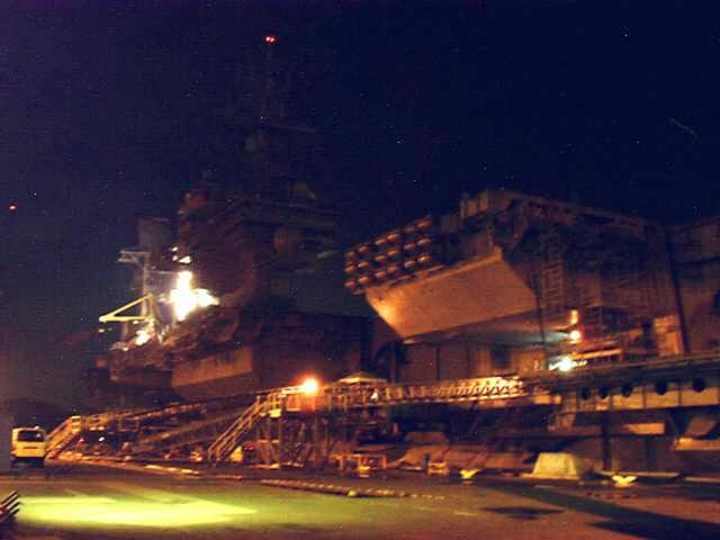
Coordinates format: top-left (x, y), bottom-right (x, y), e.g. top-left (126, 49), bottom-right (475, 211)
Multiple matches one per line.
top-left (46, 408), bottom-right (151, 459)
top-left (207, 375), bottom-right (545, 463)
top-left (131, 408), bottom-right (246, 456)
top-left (47, 396), bottom-right (252, 461)
top-left (49, 353), bottom-right (720, 464)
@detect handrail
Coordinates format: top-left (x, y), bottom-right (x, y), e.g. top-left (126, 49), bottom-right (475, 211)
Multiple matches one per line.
top-left (207, 398), bottom-right (268, 462)
top-left (320, 376), bottom-right (527, 411)
top-left (132, 409), bottom-right (245, 454)
top-left (0, 491), bottom-right (20, 526)
top-left (206, 375), bottom-right (528, 463)
top-left (46, 415), bottom-right (84, 458)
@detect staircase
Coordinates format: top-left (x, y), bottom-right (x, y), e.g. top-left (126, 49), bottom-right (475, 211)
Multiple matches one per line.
top-left (205, 377), bottom-right (530, 463)
top-left (49, 376), bottom-right (530, 463)
top-left (207, 398), bottom-right (268, 463)
top-left (46, 408), bottom-right (149, 459)
top-left (45, 416), bottom-right (84, 459)
top-left (131, 409), bottom-right (246, 456)
top-left (122, 395), bottom-right (250, 424)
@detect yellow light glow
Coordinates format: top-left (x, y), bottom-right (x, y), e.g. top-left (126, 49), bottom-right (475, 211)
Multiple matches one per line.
top-left (168, 271), bottom-right (219, 321)
top-left (300, 377), bottom-right (320, 395)
top-left (134, 327), bottom-right (152, 346)
top-left (569, 329), bottom-right (582, 343)
top-left (556, 356), bottom-right (575, 372)
top-left (21, 496), bottom-right (256, 528)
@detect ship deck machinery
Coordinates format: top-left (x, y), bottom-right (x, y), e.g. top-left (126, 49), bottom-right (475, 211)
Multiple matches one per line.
top-left (94, 29), bottom-right (372, 404)
top-left (95, 182), bottom-right (369, 403)
top-left (342, 189), bottom-right (720, 471)
top-left (77, 188), bottom-right (720, 472)
top-left (346, 189), bottom-right (682, 381)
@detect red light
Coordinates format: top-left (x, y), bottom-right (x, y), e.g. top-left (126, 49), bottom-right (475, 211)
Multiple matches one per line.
top-left (265, 35), bottom-right (277, 44)
top-left (8, 203), bottom-right (17, 212)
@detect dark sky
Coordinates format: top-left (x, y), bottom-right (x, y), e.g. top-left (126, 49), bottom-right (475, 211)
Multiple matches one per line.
top-left (1, 0), bottom-right (719, 406)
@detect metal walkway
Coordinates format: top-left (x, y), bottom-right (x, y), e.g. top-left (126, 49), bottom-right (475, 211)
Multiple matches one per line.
top-left (207, 375), bottom-right (541, 463)
top-left (46, 397), bottom-right (252, 460)
top-left (46, 408), bottom-right (150, 459)
top-left (50, 352), bottom-right (720, 464)
top-left (132, 408), bottom-right (246, 456)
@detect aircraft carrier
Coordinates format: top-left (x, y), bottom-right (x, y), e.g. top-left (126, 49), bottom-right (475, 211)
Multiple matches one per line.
top-left (72, 36), bottom-right (720, 473)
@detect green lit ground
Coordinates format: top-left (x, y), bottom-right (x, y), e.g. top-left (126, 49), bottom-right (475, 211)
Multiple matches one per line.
top-left (2, 465), bottom-right (720, 539)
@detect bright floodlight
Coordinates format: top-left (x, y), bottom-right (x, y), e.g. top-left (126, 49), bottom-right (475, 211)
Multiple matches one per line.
top-left (134, 327), bottom-right (152, 346)
top-left (569, 329), bottom-right (582, 343)
top-left (300, 377), bottom-right (320, 395)
top-left (556, 356), bottom-right (576, 373)
top-left (169, 271), bottom-right (219, 322)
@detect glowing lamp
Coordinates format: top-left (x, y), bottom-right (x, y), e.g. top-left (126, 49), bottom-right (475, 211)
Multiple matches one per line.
top-left (569, 329), bottom-right (582, 343)
top-left (169, 271), bottom-right (219, 321)
top-left (556, 356), bottom-right (575, 373)
top-left (134, 327), bottom-right (152, 346)
top-left (300, 377), bottom-right (320, 396)
top-left (265, 34), bottom-right (277, 44)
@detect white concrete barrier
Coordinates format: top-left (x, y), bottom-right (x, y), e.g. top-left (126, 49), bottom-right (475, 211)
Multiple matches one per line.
top-left (523, 452), bottom-right (591, 480)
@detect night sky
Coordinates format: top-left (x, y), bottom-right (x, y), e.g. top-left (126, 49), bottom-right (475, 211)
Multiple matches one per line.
top-left (1, 0), bottom-right (719, 407)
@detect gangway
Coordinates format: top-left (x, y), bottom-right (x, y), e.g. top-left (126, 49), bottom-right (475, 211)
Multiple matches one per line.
top-left (207, 375), bottom-right (537, 463)
top-left (322, 375), bottom-right (530, 410)
top-left (47, 398), bottom-right (250, 460)
top-left (45, 416), bottom-right (84, 459)
top-left (207, 398), bottom-right (269, 462)
top-left (122, 395), bottom-right (250, 425)
top-left (46, 407), bottom-right (154, 459)
top-left (51, 353), bottom-right (720, 465)
top-left (131, 408), bottom-right (246, 457)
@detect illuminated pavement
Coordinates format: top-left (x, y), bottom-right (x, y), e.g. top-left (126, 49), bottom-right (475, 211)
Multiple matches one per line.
top-left (0, 465), bottom-right (719, 539)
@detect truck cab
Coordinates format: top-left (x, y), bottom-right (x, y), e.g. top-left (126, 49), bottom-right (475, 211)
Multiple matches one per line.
top-left (11, 427), bottom-right (47, 467)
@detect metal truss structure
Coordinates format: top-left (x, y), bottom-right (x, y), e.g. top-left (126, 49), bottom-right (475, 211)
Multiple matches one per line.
top-left (47, 353), bottom-right (720, 467)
